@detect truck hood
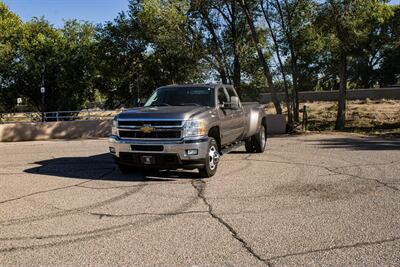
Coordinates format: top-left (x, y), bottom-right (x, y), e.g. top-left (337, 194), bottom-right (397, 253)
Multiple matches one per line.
top-left (117, 106), bottom-right (210, 120)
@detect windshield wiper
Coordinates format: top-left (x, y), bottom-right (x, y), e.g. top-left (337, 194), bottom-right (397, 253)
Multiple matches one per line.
top-left (149, 103), bottom-right (170, 107)
top-left (176, 103), bottom-right (201, 106)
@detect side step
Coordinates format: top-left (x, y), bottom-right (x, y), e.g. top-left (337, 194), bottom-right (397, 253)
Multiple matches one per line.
top-left (220, 141), bottom-right (245, 155)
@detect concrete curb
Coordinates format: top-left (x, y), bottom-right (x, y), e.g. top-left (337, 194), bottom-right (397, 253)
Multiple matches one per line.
top-left (0, 120), bottom-right (112, 142)
top-left (0, 115), bottom-right (287, 142)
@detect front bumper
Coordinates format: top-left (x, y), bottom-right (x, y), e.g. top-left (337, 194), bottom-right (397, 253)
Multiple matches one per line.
top-left (108, 136), bottom-right (208, 169)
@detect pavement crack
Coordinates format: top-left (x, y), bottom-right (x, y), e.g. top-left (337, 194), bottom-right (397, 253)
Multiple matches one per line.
top-left (0, 168), bottom-right (116, 206)
top-left (267, 236), bottom-right (400, 262)
top-left (0, 180), bottom-right (91, 205)
top-left (323, 166), bottom-right (400, 192)
top-left (238, 158), bottom-right (400, 193)
top-left (89, 210), bottom-right (207, 219)
top-left (191, 179), bottom-right (270, 266)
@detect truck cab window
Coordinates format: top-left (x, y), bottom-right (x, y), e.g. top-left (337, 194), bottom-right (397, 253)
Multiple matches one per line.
top-left (218, 88), bottom-right (228, 105)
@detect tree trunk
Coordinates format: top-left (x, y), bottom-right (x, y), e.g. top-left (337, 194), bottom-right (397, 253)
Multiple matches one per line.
top-left (238, 0), bottom-right (282, 114)
top-left (220, 67), bottom-right (228, 84)
top-left (260, 0), bottom-right (292, 126)
top-left (200, 9), bottom-right (231, 85)
top-left (292, 60), bottom-right (300, 122)
top-left (232, 42), bottom-right (241, 91)
top-left (275, 0), bottom-right (299, 122)
top-left (335, 52), bottom-right (347, 130)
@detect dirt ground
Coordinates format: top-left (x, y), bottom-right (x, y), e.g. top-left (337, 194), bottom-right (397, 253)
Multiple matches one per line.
top-left (266, 99), bottom-right (400, 138)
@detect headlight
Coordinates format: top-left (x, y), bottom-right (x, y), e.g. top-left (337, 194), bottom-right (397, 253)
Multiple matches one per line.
top-left (112, 119), bottom-right (118, 136)
top-left (184, 120), bottom-right (206, 137)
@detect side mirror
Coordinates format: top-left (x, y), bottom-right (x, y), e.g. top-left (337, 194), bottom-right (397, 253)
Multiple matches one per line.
top-left (230, 96), bottom-right (239, 109)
top-left (222, 96), bottom-right (240, 109)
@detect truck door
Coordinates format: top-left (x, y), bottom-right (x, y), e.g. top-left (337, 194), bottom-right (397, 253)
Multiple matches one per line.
top-left (225, 86), bottom-right (245, 142)
top-left (217, 87), bottom-right (236, 145)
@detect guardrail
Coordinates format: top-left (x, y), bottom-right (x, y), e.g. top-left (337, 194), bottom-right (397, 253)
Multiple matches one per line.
top-left (0, 110), bottom-right (118, 124)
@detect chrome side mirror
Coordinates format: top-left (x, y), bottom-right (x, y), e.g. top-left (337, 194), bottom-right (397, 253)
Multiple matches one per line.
top-left (230, 96), bottom-right (239, 109)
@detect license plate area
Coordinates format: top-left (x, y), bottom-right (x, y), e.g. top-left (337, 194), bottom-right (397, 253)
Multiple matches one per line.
top-left (140, 155), bottom-right (155, 165)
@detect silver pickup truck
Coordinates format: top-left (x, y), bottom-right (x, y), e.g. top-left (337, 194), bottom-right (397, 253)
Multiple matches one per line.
top-left (109, 84), bottom-right (268, 177)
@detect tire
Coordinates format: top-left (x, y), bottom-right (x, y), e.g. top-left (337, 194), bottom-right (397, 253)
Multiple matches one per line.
top-left (245, 139), bottom-right (254, 152)
top-left (198, 137), bottom-right (220, 178)
top-left (253, 124), bottom-right (267, 153)
top-left (245, 124), bottom-right (267, 153)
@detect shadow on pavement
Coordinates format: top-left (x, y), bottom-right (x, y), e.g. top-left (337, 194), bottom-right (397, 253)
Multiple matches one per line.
top-left (309, 137), bottom-right (400, 151)
top-left (24, 153), bottom-right (202, 182)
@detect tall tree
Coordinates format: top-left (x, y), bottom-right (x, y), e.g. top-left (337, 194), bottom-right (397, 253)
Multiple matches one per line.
top-left (321, 0), bottom-right (392, 130)
top-left (260, 0), bottom-right (293, 125)
top-left (237, 0), bottom-right (282, 114)
top-left (0, 2), bottom-right (23, 111)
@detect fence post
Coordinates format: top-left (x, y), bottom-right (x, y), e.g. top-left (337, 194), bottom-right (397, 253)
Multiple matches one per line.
top-left (56, 112), bottom-right (59, 121)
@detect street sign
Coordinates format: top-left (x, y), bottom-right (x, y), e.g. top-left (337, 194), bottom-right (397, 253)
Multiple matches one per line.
top-left (40, 87), bottom-right (45, 93)
top-left (17, 98), bottom-right (22, 105)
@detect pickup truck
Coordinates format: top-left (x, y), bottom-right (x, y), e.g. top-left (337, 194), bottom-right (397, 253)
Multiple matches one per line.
top-left (109, 84), bottom-right (268, 177)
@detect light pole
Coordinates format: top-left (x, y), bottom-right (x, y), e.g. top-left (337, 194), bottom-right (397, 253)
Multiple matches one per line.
top-left (40, 64), bottom-right (45, 122)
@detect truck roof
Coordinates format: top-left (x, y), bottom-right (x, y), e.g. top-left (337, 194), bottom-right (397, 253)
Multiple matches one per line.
top-left (162, 83), bottom-right (232, 89)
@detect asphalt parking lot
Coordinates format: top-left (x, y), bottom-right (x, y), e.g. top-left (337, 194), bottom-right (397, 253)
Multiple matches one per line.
top-left (1, 133), bottom-right (400, 266)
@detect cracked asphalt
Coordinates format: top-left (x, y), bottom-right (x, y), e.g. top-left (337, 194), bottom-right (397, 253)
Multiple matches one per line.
top-left (0, 133), bottom-right (399, 266)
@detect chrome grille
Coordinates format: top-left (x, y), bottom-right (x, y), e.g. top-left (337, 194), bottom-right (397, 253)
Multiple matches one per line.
top-left (117, 120), bottom-right (183, 140)
top-left (118, 120), bottom-right (182, 127)
top-left (119, 130), bottom-right (181, 139)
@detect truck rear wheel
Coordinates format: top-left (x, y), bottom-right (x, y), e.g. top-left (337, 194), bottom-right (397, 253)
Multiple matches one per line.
top-left (245, 124), bottom-right (267, 153)
top-left (198, 137), bottom-right (219, 178)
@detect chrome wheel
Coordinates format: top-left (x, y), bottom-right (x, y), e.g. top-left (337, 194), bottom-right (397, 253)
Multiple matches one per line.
top-left (208, 145), bottom-right (219, 170)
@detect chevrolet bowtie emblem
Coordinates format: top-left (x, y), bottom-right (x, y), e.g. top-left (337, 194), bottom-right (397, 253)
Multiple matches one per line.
top-left (140, 125), bottom-right (155, 133)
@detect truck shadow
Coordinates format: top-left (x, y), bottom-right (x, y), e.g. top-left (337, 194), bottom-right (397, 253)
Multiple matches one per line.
top-left (24, 153), bottom-right (203, 182)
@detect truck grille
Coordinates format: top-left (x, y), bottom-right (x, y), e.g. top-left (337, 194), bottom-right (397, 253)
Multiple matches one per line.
top-left (117, 120), bottom-right (183, 140)
top-left (118, 120), bottom-right (182, 127)
top-left (119, 130), bottom-right (181, 139)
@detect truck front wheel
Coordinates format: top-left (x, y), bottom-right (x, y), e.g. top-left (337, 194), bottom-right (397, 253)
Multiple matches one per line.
top-left (245, 124), bottom-right (267, 153)
top-left (198, 137), bottom-right (219, 178)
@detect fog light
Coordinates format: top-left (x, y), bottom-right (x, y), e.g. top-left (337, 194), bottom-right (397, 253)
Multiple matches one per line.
top-left (186, 149), bottom-right (198, 155)
top-left (109, 147), bottom-right (116, 154)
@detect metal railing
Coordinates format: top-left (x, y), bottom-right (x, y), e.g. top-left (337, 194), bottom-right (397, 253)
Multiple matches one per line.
top-left (0, 109), bottom-right (118, 124)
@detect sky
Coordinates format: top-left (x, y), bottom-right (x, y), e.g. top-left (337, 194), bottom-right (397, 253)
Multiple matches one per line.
top-left (2, 0), bottom-right (400, 28)
top-left (2, 0), bottom-right (130, 27)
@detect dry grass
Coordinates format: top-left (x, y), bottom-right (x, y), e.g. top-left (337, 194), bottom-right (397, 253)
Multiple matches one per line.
top-left (266, 99), bottom-right (400, 138)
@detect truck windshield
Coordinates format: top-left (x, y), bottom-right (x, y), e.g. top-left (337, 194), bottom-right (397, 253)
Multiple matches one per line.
top-left (144, 87), bottom-right (214, 107)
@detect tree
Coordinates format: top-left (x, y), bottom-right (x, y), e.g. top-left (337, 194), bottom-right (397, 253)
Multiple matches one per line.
top-left (260, 0), bottom-right (293, 125)
top-left (237, 0), bottom-right (283, 114)
top-left (320, 0), bottom-right (392, 130)
top-left (0, 2), bottom-right (24, 111)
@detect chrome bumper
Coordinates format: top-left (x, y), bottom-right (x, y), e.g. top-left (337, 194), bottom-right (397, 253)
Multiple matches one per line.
top-left (108, 136), bottom-right (209, 161)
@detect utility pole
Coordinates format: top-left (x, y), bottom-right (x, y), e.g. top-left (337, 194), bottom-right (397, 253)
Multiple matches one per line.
top-left (39, 21), bottom-right (46, 122)
top-left (40, 64), bottom-right (46, 122)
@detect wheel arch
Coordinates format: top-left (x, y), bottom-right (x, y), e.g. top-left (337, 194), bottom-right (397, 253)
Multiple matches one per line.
top-left (208, 126), bottom-right (221, 151)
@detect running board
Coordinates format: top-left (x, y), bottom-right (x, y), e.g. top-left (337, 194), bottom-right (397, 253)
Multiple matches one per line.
top-left (220, 141), bottom-right (244, 155)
